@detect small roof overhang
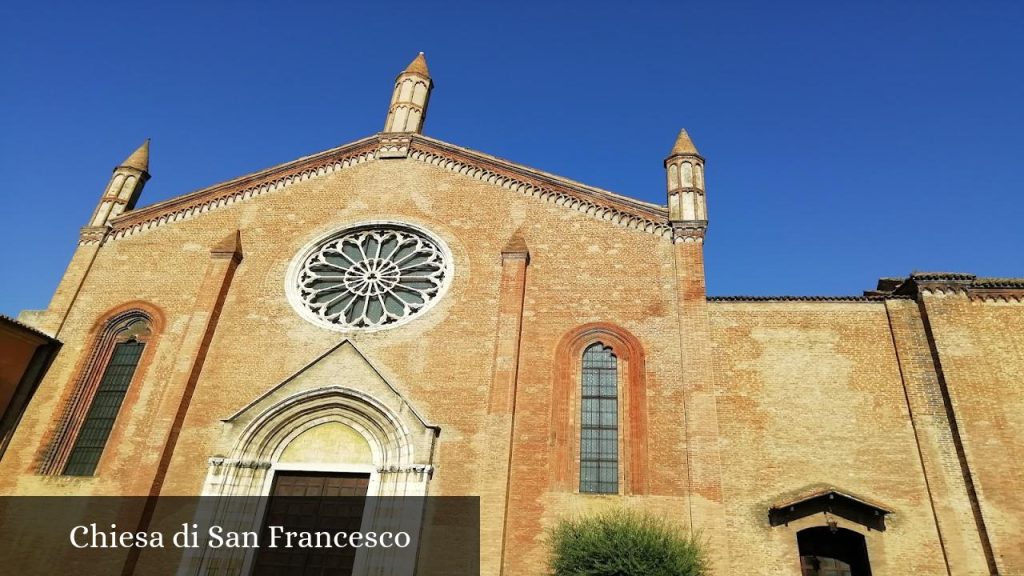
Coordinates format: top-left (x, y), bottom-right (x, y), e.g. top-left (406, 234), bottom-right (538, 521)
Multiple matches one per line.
top-left (769, 488), bottom-right (892, 532)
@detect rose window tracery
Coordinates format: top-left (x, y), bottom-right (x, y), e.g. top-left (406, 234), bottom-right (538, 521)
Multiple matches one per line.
top-left (291, 225), bottom-right (450, 330)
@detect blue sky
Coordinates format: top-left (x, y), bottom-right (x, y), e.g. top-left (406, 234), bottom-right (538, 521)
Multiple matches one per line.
top-left (2, 1), bottom-right (1022, 316)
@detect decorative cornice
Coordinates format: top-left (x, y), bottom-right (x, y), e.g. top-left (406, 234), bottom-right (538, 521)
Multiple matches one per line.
top-left (406, 135), bottom-right (673, 240)
top-left (920, 287), bottom-right (1024, 303)
top-left (208, 457), bottom-right (272, 470)
top-left (93, 133), bottom-right (676, 244)
top-left (671, 221), bottom-right (707, 244)
top-left (377, 134), bottom-right (412, 159)
top-left (101, 136), bottom-right (380, 244)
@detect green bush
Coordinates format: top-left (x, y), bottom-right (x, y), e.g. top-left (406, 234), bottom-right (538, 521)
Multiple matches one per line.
top-left (548, 509), bottom-right (708, 576)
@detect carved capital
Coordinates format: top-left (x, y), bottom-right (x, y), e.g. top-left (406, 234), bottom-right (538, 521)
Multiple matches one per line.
top-left (377, 464), bottom-right (434, 478)
top-left (208, 457), bottom-right (271, 470)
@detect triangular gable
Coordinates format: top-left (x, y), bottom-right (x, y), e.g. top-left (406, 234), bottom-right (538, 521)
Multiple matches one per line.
top-left (223, 339), bottom-right (435, 433)
top-left (105, 133), bottom-right (672, 243)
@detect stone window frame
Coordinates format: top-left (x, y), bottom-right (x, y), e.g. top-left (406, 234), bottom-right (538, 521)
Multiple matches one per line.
top-left (38, 303), bottom-right (163, 476)
top-left (550, 323), bottom-right (649, 495)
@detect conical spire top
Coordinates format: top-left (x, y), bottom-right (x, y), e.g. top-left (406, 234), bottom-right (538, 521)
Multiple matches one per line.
top-left (90, 139), bottom-right (151, 228)
top-left (119, 139), bottom-right (150, 173)
top-left (403, 52), bottom-right (430, 78)
top-left (384, 53), bottom-right (433, 133)
top-left (669, 129), bottom-right (700, 156)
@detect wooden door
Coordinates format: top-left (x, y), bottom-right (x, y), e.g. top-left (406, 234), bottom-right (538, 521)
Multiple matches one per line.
top-left (801, 555), bottom-right (854, 576)
top-left (252, 472), bottom-right (370, 576)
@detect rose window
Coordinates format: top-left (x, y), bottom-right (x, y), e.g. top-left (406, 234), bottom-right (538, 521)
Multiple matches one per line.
top-left (291, 225), bottom-right (450, 330)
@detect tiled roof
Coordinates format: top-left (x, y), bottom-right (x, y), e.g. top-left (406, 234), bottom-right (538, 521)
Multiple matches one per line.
top-left (707, 295), bottom-right (888, 302)
top-left (871, 272), bottom-right (1024, 298)
top-left (972, 277), bottom-right (1024, 288)
top-left (910, 272), bottom-right (976, 282)
top-left (0, 314), bottom-right (59, 343)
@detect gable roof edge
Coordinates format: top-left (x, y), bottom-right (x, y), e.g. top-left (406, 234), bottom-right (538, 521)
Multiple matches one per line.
top-left (407, 134), bottom-right (673, 240)
top-left (106, 136), bottom-right (380, 242)
top-left (102, 133), bottom-right (673, 243)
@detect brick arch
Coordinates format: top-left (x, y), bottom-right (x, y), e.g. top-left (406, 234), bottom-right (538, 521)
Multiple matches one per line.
top-left (550, 323), bottom-right (649, 494)
top-left (85, 300), bottom-right (166, 337)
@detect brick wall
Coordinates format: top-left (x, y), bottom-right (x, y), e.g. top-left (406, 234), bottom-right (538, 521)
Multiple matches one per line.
top-left (923, 293), bottom-right (1024, 574)
top-left (2, 149), bottom-right (1019, 575)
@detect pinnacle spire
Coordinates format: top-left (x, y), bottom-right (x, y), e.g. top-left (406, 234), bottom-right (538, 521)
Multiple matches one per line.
top-left (119, 139), bottom-right (150, 173)
top-left (669, 129), bottom-right (700, 156)
top-left (403, 52), bottom-right (430, 78)
top-left (89, 139), bottom-right (151, 228)
top-left (384, 53), bottom-right (434, 134)
top-left (664, 128), bottom-right (708, 232)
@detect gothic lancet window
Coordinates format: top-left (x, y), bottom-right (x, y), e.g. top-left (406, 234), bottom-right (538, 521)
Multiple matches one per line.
top-left (580, 343), bottom-right (618, 494)
top-left (552, 323), bottom-right (647, 495)
top-left (63, 338), bottom-right (145, 475)
top-left (41, 311), bottom-right (154, 476)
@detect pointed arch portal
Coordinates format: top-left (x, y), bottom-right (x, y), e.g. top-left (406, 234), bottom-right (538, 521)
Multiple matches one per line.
top-left (180, 341), bottom-right (438, 576)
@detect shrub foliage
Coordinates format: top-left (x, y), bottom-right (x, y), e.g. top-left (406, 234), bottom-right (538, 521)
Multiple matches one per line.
top-left (548, 509), bottom-right (708, 576)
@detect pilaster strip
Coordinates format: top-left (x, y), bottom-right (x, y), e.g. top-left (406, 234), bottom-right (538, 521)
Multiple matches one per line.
top-left (671, 241), bottom-right (730, 573)
top-left (883, 299), bottom-right (986, 574)
top-left (488, 247), bottom-right (529, 414)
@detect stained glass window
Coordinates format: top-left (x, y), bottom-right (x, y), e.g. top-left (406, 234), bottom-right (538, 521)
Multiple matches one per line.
top-left (580, 343), bottom-right (618, 494)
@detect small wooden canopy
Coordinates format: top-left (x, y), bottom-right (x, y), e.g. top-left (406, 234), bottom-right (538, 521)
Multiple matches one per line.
top-left (769, 489), bottom-right (892, 532)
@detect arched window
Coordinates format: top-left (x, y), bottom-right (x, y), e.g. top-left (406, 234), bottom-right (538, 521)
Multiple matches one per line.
top-left (551, 323), bottom-right (648, 495)
top-left (580, 343), bottom-right (618, 494)
top-left (41, 309), bottom-right (156, 476)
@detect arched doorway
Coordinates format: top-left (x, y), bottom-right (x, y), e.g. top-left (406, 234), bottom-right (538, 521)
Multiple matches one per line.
top-left (797, 526), bottom-right (871, 576)
top-left (182, 385), bottom-right (436, 575)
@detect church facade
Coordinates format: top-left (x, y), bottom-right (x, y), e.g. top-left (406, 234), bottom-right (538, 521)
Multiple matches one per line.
top-left (1, 54), bottom-right (1021, 575)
